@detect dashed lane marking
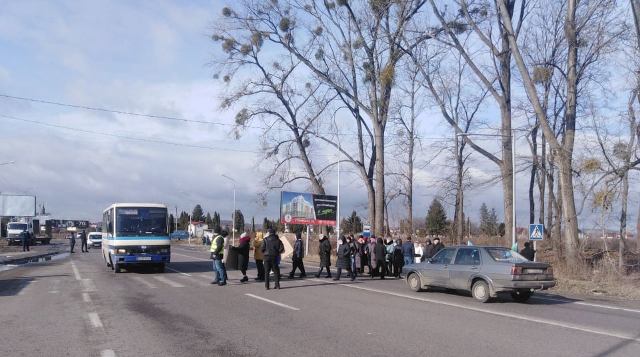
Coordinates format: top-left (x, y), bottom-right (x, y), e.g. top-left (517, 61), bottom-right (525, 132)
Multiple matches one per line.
top-left (153, 276), bottom-right (185, 288)
top-left (81, 278), bottom-right (96, 292)
top-left (311, 279), bottom-right (640, 344)
top-left (71, 262), bottom-right (81, 280)
top-left (245, 293), bottom-right (300, 311)
top-left (88, 312), bottom-right (103, 329)
top-left (131, 276), bottom-right (157, 289)
top-left (101, 349), bottom-right (116, 357)
top-left (166, 267), bottom-right (192, 276)
top-left (82, 292), bottom-right (92, 303)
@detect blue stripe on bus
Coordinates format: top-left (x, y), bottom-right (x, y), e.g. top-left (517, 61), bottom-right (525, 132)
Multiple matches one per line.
top-left (111, 236), bottom-right (170, 241)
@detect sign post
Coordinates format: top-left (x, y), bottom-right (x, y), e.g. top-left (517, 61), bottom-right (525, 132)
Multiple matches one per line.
top-left (305, 225), bottom-right (310, 257)
top-left (529, 224), bottom-right (544, 262)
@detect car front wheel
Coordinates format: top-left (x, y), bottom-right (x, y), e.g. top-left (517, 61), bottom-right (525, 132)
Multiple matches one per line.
top-left (407, 273), bottom-right (423, 292)
top-left (511, 289), bottom-right (532, 303)
top-left (472, 280), bottom-right (491, 303)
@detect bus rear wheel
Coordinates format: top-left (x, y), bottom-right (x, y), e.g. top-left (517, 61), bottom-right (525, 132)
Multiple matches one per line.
top-left (156, 263), bottom-right (165, 273)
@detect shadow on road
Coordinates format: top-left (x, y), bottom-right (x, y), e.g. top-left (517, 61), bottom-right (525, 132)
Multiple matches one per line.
top-left (0, 277), bottom-right (34, 296)
top-left (591, 333), bottom-right (640, 356)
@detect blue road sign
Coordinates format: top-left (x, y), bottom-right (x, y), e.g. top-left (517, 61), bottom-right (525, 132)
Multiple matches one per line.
top-left (529, 224), bottom-right (544, 241)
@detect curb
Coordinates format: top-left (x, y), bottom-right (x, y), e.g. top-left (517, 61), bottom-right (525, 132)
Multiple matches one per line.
top-left (0, 251), bottom-right (63, 265)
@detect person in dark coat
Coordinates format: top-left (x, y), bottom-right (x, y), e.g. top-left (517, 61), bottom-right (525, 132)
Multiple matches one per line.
top-left (261, 229), bottom-right (284, 290)
top-left (357, 235), bottom-right (368, 274)
top-left (315, 235), bottom-right (332, 278)
top-left (232, 232), bottom-right (251, 282)
top-left (69, 231), bottom-right (76, 253)
top-left (348, 235), bottom-right (358, 279)
top-left (368, 237), bottom-right (377, 277)
top-left (288, 232), bottom-right (306, 279)
top-left (393, 239), bottom-right (404, 278)
top-left (401, 236), bottom-right (415, 267)
top-left (334, 236), bottom-right (354, 281)
top-left (432, 238), bottom-right (445, 255)
top-left (80, 230), bottom-right (88, 253)
top-left (374, 237), bottom-right (386, 279)
top-left (520, 242), bottom-right (536, 261)
top-left (421, 239), bottom-right (435, 262)
top-left (20, 230), bottom-right (30, 252)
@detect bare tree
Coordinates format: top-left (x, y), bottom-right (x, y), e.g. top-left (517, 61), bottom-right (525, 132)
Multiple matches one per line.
top-left (497, 0), bottom-right (624, 265)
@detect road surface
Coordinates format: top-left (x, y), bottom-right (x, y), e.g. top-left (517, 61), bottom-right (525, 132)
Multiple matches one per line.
top-left (1, 244), bottom-right (639, 357)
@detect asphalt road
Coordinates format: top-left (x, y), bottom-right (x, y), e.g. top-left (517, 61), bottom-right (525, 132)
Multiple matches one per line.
top-left (1, 243), bottom-right (639, 357)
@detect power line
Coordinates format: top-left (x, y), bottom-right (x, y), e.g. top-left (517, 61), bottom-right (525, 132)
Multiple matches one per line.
top-left (0, 93), bottom-right (452, 140)
top-left (0, 114), bottom-right (262, 154)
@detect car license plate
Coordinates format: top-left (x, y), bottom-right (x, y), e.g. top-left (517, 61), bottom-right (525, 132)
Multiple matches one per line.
top-left (526, 269), bottom-right (544, 274)
top-left (138, 257), bottom-right (151, 261)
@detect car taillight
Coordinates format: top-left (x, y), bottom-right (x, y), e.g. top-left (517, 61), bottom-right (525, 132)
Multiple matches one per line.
top-left (511, 266), bottom-right (523, 275)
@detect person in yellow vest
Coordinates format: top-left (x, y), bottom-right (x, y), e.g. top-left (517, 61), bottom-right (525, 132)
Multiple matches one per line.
top-left (253, 231), bottom-right (265, 281)
top-left (209, 230), bottom-right (228, 286)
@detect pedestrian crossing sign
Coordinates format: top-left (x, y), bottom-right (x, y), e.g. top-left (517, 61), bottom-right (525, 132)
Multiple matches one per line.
top-left (529, 224), bottom-right (544, 241)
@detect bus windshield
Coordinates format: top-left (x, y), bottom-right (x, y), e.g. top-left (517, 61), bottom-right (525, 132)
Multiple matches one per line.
top-left (116, 207), bottom-right (167, 237)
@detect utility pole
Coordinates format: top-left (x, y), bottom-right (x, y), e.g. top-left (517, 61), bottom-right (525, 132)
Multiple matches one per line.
top-left (222, 174), bottom-right (237, 245)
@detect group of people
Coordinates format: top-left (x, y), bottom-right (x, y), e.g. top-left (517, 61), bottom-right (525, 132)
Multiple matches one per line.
top-left (316, 234), bottom-right (445, 281)
top-left (68, 230), bottom-right (89, 253)
top-left (208, 228), bottom-right (447, 290)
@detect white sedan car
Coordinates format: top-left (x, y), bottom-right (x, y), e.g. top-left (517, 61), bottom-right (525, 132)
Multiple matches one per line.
top-left (87, 232), bottom-right (103, 248)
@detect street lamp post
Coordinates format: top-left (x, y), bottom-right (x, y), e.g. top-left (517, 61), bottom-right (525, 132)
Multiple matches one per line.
top-left (221, 174), bottom-right (237, 245)
top-left (456, 130), bottom-right (517, 249)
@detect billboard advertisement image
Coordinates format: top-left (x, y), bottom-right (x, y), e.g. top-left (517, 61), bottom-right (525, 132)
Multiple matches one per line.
top-left (280, 191), bottom-right (337, 226)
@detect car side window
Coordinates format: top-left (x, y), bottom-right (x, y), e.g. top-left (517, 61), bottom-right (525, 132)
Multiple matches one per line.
top-left (454, 248), bottom-right (481, 265)
top-left (431, 248), bottom-right (455, 264)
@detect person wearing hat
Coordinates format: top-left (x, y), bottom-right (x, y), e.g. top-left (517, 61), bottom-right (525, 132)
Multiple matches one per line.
top-left (288, 231), bottom-right (306, 279)
top-left (209, 229), bottom-right (228, 286)
top-left (232, 232), bottom-right (251, 283)
top-left (261, 228), bottom-right (284, 290)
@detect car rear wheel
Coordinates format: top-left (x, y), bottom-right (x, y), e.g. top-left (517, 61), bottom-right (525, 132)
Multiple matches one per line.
top-left (472, 280), bottom-right (491, 303)
top-left (511, 289), bottom-right (532, 303)
top-left (407, 273), bottom-right (423, 292)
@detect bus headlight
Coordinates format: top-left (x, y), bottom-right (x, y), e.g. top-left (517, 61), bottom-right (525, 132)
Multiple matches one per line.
top-left (159, 248), bottom-right (169, 254)
top-left (116, 248), bottom-right (127, 254)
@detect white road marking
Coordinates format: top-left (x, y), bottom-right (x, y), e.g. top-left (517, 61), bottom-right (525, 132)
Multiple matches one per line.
top-left (100, 349), bottom-right (116, 357)
top-left (71, 262), bottom-right (81, 280)
top-left (153, 276), bottom-right (185, 288)
top-left (82, 292), bottom-right (92, 303)
top-left (17, 279), bottom-right (31, 296)
top-left (533, 296), bottom-right (640, 314)
top-left (81, 279), bottom-right (96, 292)
top-left (88, 312), bottom-right (103, 329)
top-left (316, 280), bottom-right (640, 343)
top-left (167, 267), bottom-right (192, 276)
top-left (245, 293), bottom-right (300, 311)
top-left (171, 252), bottom-right (210, 261)
top-left (131, 276), bottom-right (157, 289)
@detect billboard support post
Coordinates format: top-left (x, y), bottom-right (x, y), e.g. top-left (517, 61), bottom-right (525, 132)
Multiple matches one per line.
top-left (305, 224), bottom-right (310, 256)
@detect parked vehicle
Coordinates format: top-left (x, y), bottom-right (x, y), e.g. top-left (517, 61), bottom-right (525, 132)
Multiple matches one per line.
top-left (402, 246), bottom-right (555, 303)
top-left (169, 230), bottom-right (188, 241)
top-left (87, 232), bottom-right (103, 247)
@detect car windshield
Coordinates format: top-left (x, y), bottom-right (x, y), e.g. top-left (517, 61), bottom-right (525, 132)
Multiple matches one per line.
top-left (486, 248), bottom-right (528, 263)
top-left (8, 223), bottom-right (28, 230)
top-left (116, 207), bottom-right (167, 237)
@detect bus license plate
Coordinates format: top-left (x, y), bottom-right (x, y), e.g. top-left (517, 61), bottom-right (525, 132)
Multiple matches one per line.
top-left (138, 257), bottom-right (151, 261)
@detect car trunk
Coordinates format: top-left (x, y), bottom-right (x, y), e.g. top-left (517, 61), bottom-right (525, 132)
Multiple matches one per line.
top-left (512, 262), bottom-right (553, 281)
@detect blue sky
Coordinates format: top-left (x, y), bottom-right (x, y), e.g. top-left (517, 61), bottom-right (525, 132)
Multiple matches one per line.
top-left (0, 0), bottom-right (636, 234)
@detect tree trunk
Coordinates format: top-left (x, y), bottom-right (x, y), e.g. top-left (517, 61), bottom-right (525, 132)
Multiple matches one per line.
top-left (374, 123), bottom-right (386, 236)
top-left (529, 125), bottom-right (538, 224)
top-left (558, 0), bottom-right (581, 265)
top-left (455, 136), bottom-right (465, 245)
top-left (498, 1), bottom-right (515, 248)
top-left (619, 171), bottom-right (630, 270)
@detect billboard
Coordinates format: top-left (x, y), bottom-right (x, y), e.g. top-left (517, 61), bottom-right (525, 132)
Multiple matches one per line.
top-left (0, 194), bottom-right (36, 217)
top-left (280, 191), bottom-right (337, 226)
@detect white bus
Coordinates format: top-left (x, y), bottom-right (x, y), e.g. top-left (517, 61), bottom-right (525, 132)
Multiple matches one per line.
top-left (102, 203), bottom-right (170, 273)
